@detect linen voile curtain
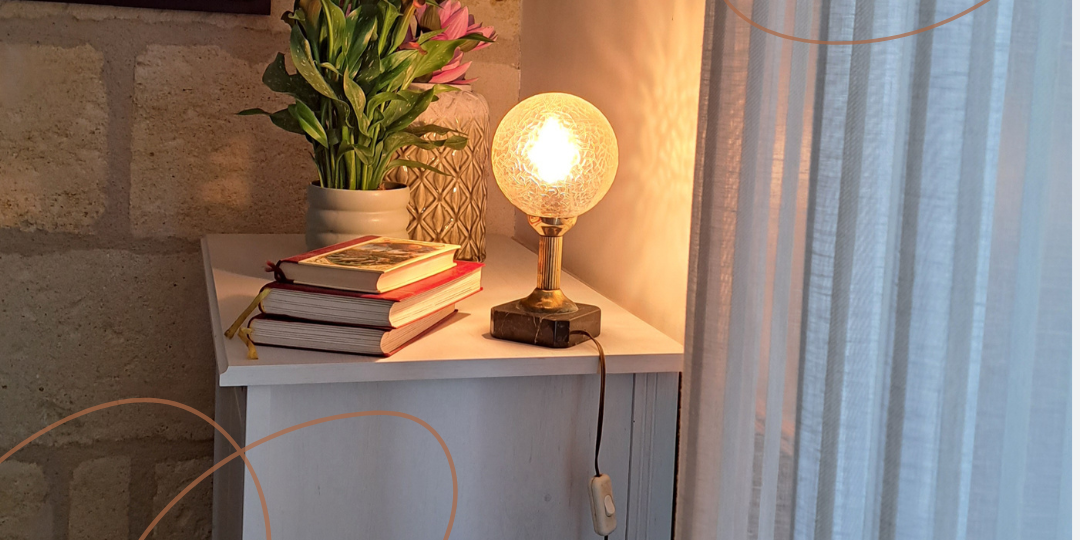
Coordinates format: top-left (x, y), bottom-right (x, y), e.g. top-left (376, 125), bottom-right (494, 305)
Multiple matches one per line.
top-left (676, 0), bottom-right (1071, 538)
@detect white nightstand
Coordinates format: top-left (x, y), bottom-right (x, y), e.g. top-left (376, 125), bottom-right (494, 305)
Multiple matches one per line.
top-left (203, 234), bottom-right (681, 540)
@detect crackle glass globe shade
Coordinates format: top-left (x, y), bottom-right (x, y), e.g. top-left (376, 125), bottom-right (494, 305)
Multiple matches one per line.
top-left (491, 93), bottom-right (619, 218)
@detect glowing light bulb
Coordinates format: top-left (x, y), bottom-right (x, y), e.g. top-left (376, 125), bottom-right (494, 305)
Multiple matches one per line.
top-left (526, 117), bottom-right (580, 184)
top-left (492, 93), bottom-right (618, 218)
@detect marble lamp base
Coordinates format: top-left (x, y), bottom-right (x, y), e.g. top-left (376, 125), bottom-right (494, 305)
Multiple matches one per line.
top-left (490, 301), bottom-right (601, 348)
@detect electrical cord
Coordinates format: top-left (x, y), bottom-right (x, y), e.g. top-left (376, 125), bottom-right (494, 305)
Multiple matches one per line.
top-left (572, 330), bottom-right (608, 540)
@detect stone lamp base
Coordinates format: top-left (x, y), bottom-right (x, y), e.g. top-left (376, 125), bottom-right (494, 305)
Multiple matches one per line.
top-left (490, 301), bottom-right (601, 348)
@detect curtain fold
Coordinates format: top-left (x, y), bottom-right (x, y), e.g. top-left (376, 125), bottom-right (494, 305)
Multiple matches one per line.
top-left (676, 0), bottom-right (1070, 538)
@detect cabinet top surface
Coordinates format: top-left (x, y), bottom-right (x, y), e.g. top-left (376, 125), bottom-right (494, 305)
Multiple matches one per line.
top-left (203, 234), bottom-right (682, 386)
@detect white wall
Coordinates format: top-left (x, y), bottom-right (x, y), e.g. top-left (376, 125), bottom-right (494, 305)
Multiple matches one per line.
top-left (514, 0), bottom-right (706, 341)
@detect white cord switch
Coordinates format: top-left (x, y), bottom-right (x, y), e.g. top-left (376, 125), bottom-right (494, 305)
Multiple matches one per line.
top-left (589, 474), bottom-right (617, 536)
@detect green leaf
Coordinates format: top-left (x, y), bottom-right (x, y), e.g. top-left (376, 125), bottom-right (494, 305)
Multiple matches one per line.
top-left (270, 110), bottom-right (306, 135)
top-left (288, 101), bottom-right (329, 147)
top-left (384, 88), bottom-right (435, 133)
top-left (380, 49), bottom-right (415, 72)
top-left (379, 91), bottom-right (420, 128)
top-left (354, 45), bottom-right (384, 93)
top-left (410, 39), bottom-right (462, 80)
top-left (319, 62), bottom-right (341, 75)
top-left (318, 0), bottom-right (346, 60)
top-left (382, 131), bottom-right (431, 154)
top-left (376, 0), bottom-right (399, 55)
top-left (416, 28), bottom-right (443, 45)
top-left (260, 53), bottom-right (321, 108)
top-left (297, 0), bottom-right (321, 28)
top-left (344, 15), bottom-right (377, 75)
top-left (374, 55), bottom-right (413, 91)
top-left (412, 35), bottom-right (497, 79)
top-left (383, 131), bottom-right (470, 155)
top-left (352, 147), bottom-right (374, 166)
top-left (386, 158), bottom-right (449, 176)
top-left (336, 143), bottom-right (374, 165)
top-left (458, 31), bottom-right (496, 53)
top-left (366, 90), bottom-right (406, 115)
top-left (238, 108), bottom-right (305, 135)
top-left (343, 76), bottom-right (366, 116)
top-left (389, 1), bottom-right (415, 51)
top-left (431, 83), bottom-right (461, 96)
top-left (290, 24), bottom-right (338, 100)
top-left (404, 123), bottom-right (462, 136)
top-left (443, 134), bottom-right (468, 150)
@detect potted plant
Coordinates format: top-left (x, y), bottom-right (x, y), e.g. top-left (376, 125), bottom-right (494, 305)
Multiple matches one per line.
top-left (241, 0), bottom-right (492, 249)
top-left (390, 0), bottom-right (496, 261)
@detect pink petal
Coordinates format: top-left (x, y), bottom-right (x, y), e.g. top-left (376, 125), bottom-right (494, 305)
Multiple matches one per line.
top-left (429, 60), bottom-right (472, 83)
top-left (441, 4), bottom-right (468, 37)
top-left (438, 51), bottom-right (463, 71)
top-left (442, 0), bottom-right (464, 20)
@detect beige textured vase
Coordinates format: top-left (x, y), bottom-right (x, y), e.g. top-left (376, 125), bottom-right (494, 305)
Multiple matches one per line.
top-left (390, 84), bottom-right (489, 261)
top-left (305, 182), bottom-right (411, 250)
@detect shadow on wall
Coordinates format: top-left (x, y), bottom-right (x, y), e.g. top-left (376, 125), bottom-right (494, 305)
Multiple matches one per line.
top-left (129, 44), bottom-right (311, 239)
top-left (519, 0), bottom-right (705, 341)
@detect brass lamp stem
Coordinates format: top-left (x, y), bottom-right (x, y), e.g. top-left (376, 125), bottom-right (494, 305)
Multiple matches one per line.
top-left (537, 235), bottom-right (562, 290)
top-left (520, 216), bottom-right (579, 314)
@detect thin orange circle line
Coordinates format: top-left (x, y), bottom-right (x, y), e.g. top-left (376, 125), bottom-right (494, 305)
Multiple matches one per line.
top-left (0, 398), bottom-right (273, 540)
top-left (723, 0), bottom-right (993, 45)
top-left (145, 410), bottom-right (459, 540)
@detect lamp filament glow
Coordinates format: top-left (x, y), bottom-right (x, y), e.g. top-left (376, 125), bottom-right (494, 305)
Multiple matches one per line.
top-left (492, 92), bottom-right (618, 218)
top-left (526, 117), bottom-right (580, 185)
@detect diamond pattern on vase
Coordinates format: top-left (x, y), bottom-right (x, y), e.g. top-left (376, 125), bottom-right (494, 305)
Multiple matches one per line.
top-left (390, 87), bottom-right (489, 262)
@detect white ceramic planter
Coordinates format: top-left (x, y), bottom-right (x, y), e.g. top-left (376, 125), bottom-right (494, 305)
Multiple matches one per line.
top-left (305, 182), bottom-right (411, 250)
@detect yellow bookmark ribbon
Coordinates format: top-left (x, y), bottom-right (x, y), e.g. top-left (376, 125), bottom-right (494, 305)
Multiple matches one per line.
top-left (224, 288), bottom-right (270, 361)
top-left (225, 288), bottom-right (270, 339)
top-left (237, 327), bottom-right (259, 360)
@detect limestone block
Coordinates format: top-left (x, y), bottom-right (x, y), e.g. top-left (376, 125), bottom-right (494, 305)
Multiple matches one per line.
top-left (0, 43), bottom-right (107, 233)
top-left (130, 45), bottom-right (311, 238)
top-left (0, 0), bottom-right (295, 31)
top-left (68, 457), bottom-right (129, 540)
top-left (0, 250), bottom-right (215, 448)
top-left (152, 458), bottom-right (213, 539)
top-left (0, 461), bottom-right (49, 540)
top-left (463, 0), bottom-right (521, 66)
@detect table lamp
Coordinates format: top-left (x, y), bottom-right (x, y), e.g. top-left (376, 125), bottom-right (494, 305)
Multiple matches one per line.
top-left (489, 92), bottom-right (619, 348)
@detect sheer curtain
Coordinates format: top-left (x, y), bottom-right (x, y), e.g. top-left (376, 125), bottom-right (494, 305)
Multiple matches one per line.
top-left (676, 0), bottom-right (1070, 538)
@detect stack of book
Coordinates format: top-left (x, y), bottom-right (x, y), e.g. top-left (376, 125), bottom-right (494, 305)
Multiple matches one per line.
top-left (234, 236), bottom-right (482, 357)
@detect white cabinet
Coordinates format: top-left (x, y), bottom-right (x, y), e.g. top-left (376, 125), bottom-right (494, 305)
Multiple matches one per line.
top-left (203, 235), bottom-right (681, 540)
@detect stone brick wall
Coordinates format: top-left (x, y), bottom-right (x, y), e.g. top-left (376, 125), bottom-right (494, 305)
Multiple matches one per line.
top-left (0, 1), bottom-right (519, 538)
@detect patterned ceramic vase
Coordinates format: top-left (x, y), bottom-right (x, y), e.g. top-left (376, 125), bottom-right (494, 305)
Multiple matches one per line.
top-left (390, 84), bottom-right (489, 262)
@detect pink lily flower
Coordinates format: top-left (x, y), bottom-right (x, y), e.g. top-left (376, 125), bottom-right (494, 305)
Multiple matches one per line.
top-left (402, 0), bottom-right (497, 84)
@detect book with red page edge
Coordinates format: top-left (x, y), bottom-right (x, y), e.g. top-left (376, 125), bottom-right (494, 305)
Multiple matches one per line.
top-left (261, 261), bottom-right (483, 302)
top-left (245, 307), bottom-right (459, 357)
top-left (270, 236), bottom-right (460, 293)
top-left (257, 261), bottom-right (482, 328)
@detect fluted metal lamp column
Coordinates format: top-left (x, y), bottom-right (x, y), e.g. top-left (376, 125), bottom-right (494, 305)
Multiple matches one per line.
top-left (489, 93), bottom-right (619, 348)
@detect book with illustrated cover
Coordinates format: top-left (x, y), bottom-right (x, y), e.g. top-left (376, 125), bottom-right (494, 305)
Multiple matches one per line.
top-left (259, 261), bottom-right (482, 328)
top-left (273, 236), bottom-right (459, 293)
top-left (247, 305), bottom-right (457, 357)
